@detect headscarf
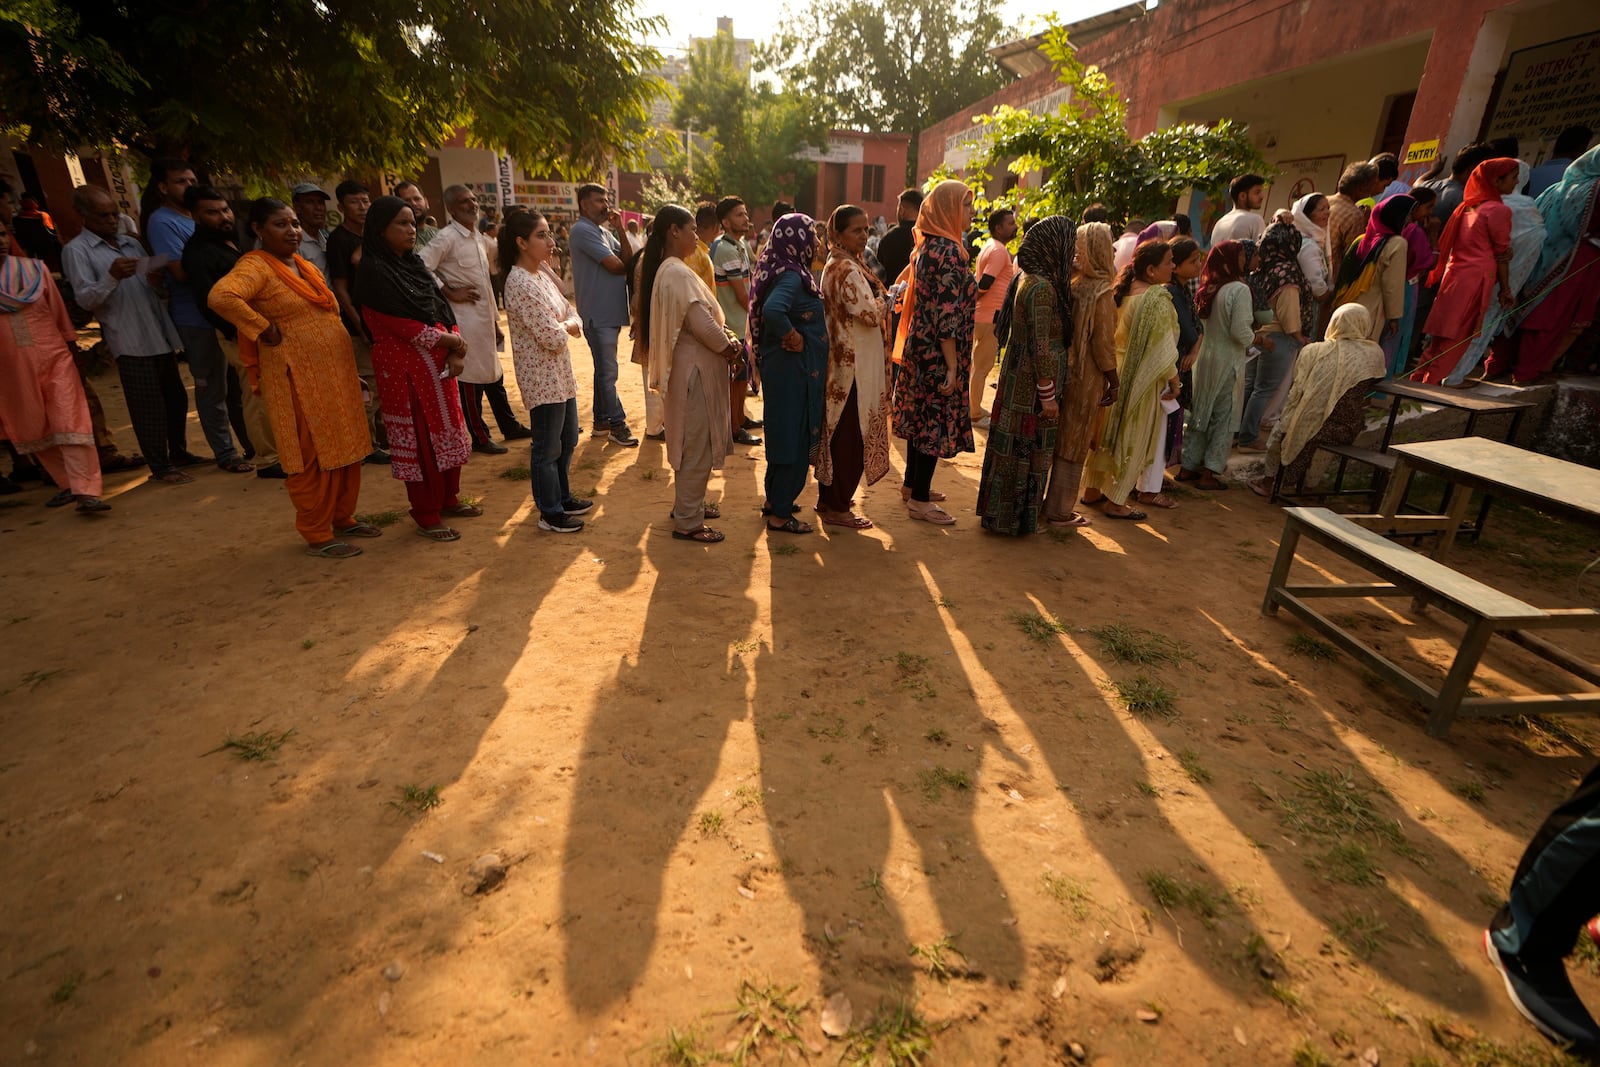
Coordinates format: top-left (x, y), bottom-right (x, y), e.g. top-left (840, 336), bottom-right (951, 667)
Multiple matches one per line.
top-left (1195, 240), bottom-right (1250, 319)
top-left (995, 215), bottom-right (1075, 349)
top-left (1401, 221), bottom-right (1436, 280)
top-left (1334, 194), bottom-right (1415, 302)
top-left (891, 180), bottom-right (973, 364)
top-left (1272, 303), bottom-right (1386, 468)
top-left (1250, 219), bottom-right (1310, 311)
top-left (647, 255), bottom-right (725, 395)
top-left (1520, 145), bottom-right (1600, 316)
top-left (353, 196), bottom-right (455, 326)
top-left (748, 211), bottom-right (820, 348)
top-left (1290, 194), bottom-right (1327, 245)
top-left (1428, 158), bottom-right (1519, 287)
top-left (1136, 220), bottom-right (1177, 246)
top-left (1502, 161), bottom-right (1547, 296)
top-left (0, 252), bottom-right (47, 313)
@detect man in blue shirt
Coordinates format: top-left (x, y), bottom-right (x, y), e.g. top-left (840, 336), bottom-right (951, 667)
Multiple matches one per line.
top-left (1528, 125), bottom-right (1593, 197)
top-left (145, 158), bottom-right (249, 471)
top-left (568, 183), bottom-right (636, 447)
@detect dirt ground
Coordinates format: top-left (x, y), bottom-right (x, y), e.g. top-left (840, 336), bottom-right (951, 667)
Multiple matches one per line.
top-left (3, 324), bottom-right (1599, 1067)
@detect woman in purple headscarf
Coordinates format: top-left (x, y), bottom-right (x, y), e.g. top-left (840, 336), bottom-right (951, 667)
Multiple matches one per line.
top-left (750, 212), bottom-right (828, 534)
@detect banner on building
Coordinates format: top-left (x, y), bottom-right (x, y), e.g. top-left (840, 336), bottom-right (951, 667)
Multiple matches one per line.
top-left (497, 155), bottom-right (514, 209)
top-left (1487, 31), bottom-right (1600, 164)
top-left (1265, 155), bottom-right (1347, 217)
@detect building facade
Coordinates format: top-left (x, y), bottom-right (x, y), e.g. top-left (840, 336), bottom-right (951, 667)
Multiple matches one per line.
top-left (794, 131), bottom-right (912, 228)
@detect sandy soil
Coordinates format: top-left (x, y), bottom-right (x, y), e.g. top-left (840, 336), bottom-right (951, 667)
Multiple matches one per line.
top-left (2, 325), bottom-right (1599, 1067)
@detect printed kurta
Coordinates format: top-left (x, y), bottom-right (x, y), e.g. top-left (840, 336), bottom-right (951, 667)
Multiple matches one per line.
top-left (207, 254), bottom-right (369, 474)
top-left (0, 267), bottom-right (93, 453)
top-left (362, 306), bottom-right (472, 482)
top-left (1056, 285), bottom-right (1117, 465)
top-left (818, 252), bottom-right (891, 487)
top-left (505, 265), bottom-right (579, 408)
top-left (890, 234), bottom-right (977, 458)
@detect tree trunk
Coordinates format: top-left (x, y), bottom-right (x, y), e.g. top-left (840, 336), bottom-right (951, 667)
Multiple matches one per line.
top-left (905, 129), bottom-right (921, 188)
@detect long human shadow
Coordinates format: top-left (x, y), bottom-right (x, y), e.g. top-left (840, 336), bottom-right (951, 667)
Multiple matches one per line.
top-left (958, 520), bottom-right (1494, 1012)
top-left (752, 527), bottom-right (1026, 1012)
top-left (560, 519), bottom-right (758, 1014)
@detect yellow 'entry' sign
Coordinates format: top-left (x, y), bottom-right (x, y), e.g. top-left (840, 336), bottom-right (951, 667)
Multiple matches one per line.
top-left (1404, 140), bottom-right (1440, 165)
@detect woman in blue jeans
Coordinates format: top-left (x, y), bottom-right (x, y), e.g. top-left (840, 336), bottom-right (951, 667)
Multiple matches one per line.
top-left (1238, 220), bottom-right (1312, 451)
top-left (499, 210), bottom-right (593, 533)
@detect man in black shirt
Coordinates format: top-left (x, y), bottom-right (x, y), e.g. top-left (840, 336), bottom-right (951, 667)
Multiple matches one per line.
top-left (324, 180), bottom-right (388, 462)
top-left (178, 186), bottom-right (254, 474)
top-left (875, 187), bottom-right (922, 286)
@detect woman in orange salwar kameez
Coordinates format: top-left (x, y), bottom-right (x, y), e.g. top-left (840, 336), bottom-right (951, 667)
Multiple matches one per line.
top-left (0, 219), bottom-right (109, 513)
top-left (354, 197), bottom-right (476, 542)
top-left (207, 199), bottom-right (372, 558)
top-left (1412, 158), bottom-right (1519, 384)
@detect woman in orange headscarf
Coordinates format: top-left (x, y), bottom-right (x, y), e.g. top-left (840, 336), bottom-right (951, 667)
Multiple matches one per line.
top-left (209, 197), bottom-right (374, 557)
top-left (1412, 158), bottom-right (1520, 384)
top-left (888, 179), bottom-right (977, 524)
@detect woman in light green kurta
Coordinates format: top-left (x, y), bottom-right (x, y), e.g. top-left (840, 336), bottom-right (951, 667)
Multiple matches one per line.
top-left (1083, 240), bottom-right (1178, 519)
top-left (1181, 239), bottom-right (1257, 488)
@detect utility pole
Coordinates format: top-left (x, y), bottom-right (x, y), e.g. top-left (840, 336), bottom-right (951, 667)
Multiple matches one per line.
top-left (686, 117), bottom-right (696, 178)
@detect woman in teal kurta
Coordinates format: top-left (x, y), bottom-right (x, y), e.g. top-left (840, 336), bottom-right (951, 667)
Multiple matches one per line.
top-left (750, 212), bottom-right (828, 533)
top-left (1181, 240), bottom-right (1257, 488)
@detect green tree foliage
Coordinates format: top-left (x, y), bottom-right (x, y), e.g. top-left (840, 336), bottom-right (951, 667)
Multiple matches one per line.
top-left (0, 0), bottom-right (664, 182)
top-left (954, 23), bottom-right (1270, 228)
top-left (671, 32), bottom-right (827, 209)
top-left (634, 173), bottom-right (699, 216)
top-left (763, 0), bottom-right (1014, 187)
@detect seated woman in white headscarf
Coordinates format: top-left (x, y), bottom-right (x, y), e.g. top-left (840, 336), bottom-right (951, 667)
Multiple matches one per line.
top-left (1247, 303), bottom-right (1386, 496)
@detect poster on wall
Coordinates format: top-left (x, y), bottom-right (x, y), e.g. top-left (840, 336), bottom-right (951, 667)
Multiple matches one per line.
top-left (1486, 31), bottom-right (1600, 165)
top-left (1265, 155), bottom-right (1347, 217)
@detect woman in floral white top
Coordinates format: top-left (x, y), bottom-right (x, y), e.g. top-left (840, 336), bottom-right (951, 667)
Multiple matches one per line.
top-left (498, 211), bottom-right (592, 533)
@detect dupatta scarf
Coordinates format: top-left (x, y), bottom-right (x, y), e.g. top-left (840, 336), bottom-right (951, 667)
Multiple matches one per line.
top-left (648, 255), bottom-right (726, 394)
top-left (890, 179), bottom-right (972, 365)
top-left (1333, 194), bottom-right (1414, 304)
top-left (233, 249), bottom-right (340, 386)
top-left (748, 212), bottom-right (819, 349)
top-left (0, 253), bottom-right (47, 313)
top-left (1195, 240), bottom-right (1250, 319)
top-left (353, 195), bottom-right (455, 326)
top-left (994, 215), bottom-right (1076, 350)
top-left (1273, 303), bottom-right (1385, 467)
top-left (1427, 158), bottom-right (1519, 287)
top-left (1520, 145), bottom-right (1600, 315)
top-left (1251, 220), bottom-right (1310, 312)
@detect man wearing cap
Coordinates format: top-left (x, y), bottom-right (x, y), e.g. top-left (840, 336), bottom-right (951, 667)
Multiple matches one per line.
top-left (289, 183), bottom-right (331, 275)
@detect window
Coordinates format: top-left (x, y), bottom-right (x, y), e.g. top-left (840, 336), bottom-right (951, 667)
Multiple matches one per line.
top-left (860, 164), bottom-right (885, 203)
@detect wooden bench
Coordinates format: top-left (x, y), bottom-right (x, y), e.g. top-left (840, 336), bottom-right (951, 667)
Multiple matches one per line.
top-left (1262, 507), bottom-right (1600, 737)
top-left (1270, 443), bottom-right (1395, 510)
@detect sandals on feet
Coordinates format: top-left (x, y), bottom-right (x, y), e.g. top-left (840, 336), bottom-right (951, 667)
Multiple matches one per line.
top-left (306, 540), bottom-right (361, 559)
top-left (441, 502), bottom-right (483, 518)
top-left (45, 489), bottom-right (75, 508)
top-left (907, 502), bottom-right (956, 525)
top-left (75, 497), bottom-right (112, 514)
top-left (821, 513), bottom-right (873, 529)
top-left (150, 470), bottom-right (194, 485)
top-left (1137, 492), bottom-right (1179, 509)
top-left (1046, 513), bottom-right (1091, 529)
top-left (1102, 505), bottom-right (1148, 521)
top-left (901, 487), bottom-right (947, 503)
top-left (219, 458), bottom-right (255, 474)
top-left (336, 523), bottom-right (384, 538)
top-left (672, 525), bottom-right (725, 543)
top-left (415, 525), bottom-right (461, 542)
top-left (767, 516), bottom-right (814, 534)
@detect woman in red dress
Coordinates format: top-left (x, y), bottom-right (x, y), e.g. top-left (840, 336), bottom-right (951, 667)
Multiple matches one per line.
top-left (354, 196), bottom-right (478, 541)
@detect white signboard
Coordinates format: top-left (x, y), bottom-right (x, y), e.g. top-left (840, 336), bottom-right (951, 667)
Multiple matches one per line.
top-left (799, 137), bottom-right (865, 165)
top-left (497, 155), bottom-right (514, 208)
top-left (1487, 31), bottom-right (1600, 164)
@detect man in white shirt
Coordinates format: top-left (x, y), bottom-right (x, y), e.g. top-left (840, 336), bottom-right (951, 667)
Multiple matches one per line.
top-left (1209, 174), bottom-right (1266, 245)
top-left (422, 184), bottom-right (530, 453)
top-left (288, 183), bottom-right (331, 275)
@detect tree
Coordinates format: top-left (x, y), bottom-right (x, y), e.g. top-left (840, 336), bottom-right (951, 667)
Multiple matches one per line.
top-left (0, 0), bottom-right (664, 182)
top-left (672, 32), bottom-right (827, 208)
top-left (634, 173), bottom-right (698, 215)
top-left (762, 0), bottom-right (1014, 187)
top-left (954, 23), bottom-right (1270, 228)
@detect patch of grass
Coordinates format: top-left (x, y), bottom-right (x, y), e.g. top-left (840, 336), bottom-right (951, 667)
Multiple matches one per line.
top-left (894, 652), bottom-right (936, 702)
top-left (1012, 610), bottom-right (1065, 641)
top-left (730, 980), bottom-right (806, 1065)
top-left (1115, 674), bottom-right (1177, 720)
top-left (820, 753), bottom-right (835, 765)
top-left (1308, 841), bottom-right (1382, 886)
top-left (697, 810), bottom-right (724, 838)
top-left (732, 785), bottom-right (761, 811)
top-left (1136, 780), bottom-right (1160, 797)
top-left (1329, 908), bottom-right (1388, 959)
top-left (770, 542), bottom-right (799, 557)
top-left (859, 868), bottom-right (887, 906)
top-left (206, 728), bottom-right (295, 762)
top-left (935, 595), bottom-right (953, 608)
top-left (1088, 624), bottom-right (1191, 666)
top-left (389, 783), bottom-right (442, 817)
top-left (1423, 1015), bottom-right (1584, 1066)
top-left (1041, 871), bottom-right (1092, 919)
top-left (1570, 935), bottom-right (1600, 978)
top-left (300, 638), bottom-right (316, 650)
top-left (908, 933), bottom-right (968, 982)
top-left (498, 465), bottom-right (530, 480)
top-left (806, 716), bottom-right (847, 741)
top-left (923, 727), bottom-right (947, 744)
top-left (840, 1001), bottom-right (934, 1067)
top-left (1268, 981), bottom-right (1305, 1014)
top-left (354, 510), bottom-right (402, 527)
top-left (1272, 768), bottom-right (1419, 861)
top-left (1453, 779), bottom-right (1488, 803)
top-left (1515, 713), bottom-right (1588, 755)
top-left (1292, 1041), bottom-right (1335, 1067)
top-left (917, 766), bottom-right (970, 801)
top-left (1266, 702), bottom-right (1294, 727)
top-left (50, 970), bottom-right (85, 1004)
top-left (1288, 632), bottom-right (1338, 661)
top-left (656, 1026), bottom-right (712, 1066)
top-left (640, 468), bottom-right (657, 480)
top-left (1143, 870), bottom-right (1227, 925)
top-left (1175, 747), bottom-right (1211, 784)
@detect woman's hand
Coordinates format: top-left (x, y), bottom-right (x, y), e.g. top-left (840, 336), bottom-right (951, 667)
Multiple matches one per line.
top-left (566, 321), bottom-right (584, 337)
top-left (260, 324), bottom-right (283, 347)
top-left (1383, 318), bottom-right (1400, 339)
top-left (445, 353), bottom-right (466, 378)
top-left (938, 366), bottom-right (958, 396)
top-left (1254, 332), bottom-right (1275, 351)
top-left (1041, 397), bottom-right (1059, 420)
top-left (1499, 289), bottom-right (1515, 309)
top-left (1179, 351), bottom-right (1197, 372)
top-left (781, 328), bottom-right (803, 352)
top-left (439, 332), bottom-right (466, 353)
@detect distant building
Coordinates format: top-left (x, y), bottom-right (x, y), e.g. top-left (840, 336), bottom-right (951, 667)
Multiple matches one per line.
top-left (692, 17), bottom-right (754, 74)
top-left (793, 131), bottom-right (911, 228)
top-left (648, 53), bottom-right (691, 128)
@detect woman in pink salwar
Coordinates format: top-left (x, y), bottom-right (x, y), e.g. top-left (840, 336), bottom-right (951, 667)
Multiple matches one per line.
top-left (0, 219), bottom-right (109, 513)
top-left (1412, 158), bottom-right (1519, 384)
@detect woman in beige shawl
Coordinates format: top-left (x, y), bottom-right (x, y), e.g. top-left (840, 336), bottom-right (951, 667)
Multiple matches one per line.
top-left (638, 205), bottom-right (740, 542)
top-left (1042, 220), bottom-right (1120, 527)
top-left (1247, 303), bottom-right (1385, 496)
top-left (817, 204), bottom-right (891, 529)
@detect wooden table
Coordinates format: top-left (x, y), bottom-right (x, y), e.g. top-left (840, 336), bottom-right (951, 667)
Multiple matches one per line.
top-left (1373, 379), bottom-right (1534, 452)
top-left (1374, 437), bottom-right (1600, 559)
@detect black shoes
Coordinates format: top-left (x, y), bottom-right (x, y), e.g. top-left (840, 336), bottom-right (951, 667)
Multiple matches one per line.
top-left (538, 514), bottom-right (584, 533)
top-left (501, 425), bottom-right (533, 441)
top-left (256, 463), bottom-right (288, 479)
top-left (1484, 930), bottom-right (1600, 1051)
top-left (742, 417), bottom-right (764, 429)
top-left (473, 439), bottom-right (509, 455)
top-left (734, 428), bottom-right (762, 446)
top-left (364, 449), bottom-right (392, 465)
top-left (608, 427), bottom-right (639, 448)
top-left (562, 498), bottom-right (595, 515)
